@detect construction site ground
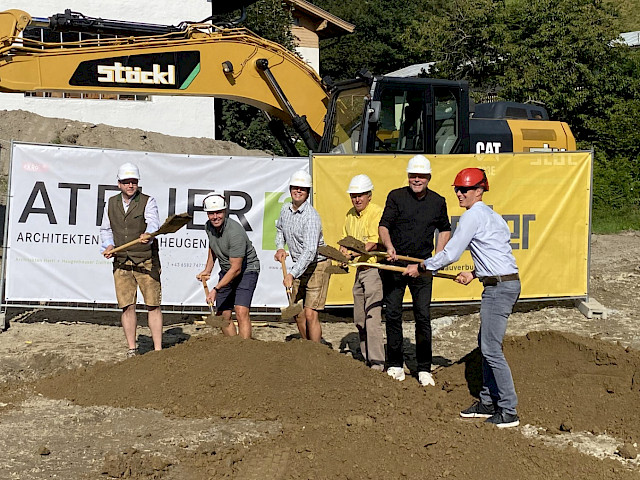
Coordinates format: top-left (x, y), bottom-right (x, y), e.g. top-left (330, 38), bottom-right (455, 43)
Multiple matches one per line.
top-left (1, 111), bottom-right (640, 479)
top-left (0, 232), bottom-right (637, 480)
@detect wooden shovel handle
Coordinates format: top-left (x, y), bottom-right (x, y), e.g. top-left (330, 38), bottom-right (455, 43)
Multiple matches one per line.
top-left (201, 277), bottom-right (211, 297)
top-left (349, 262), bottom-right (457, 279)
top-left (279, 257), bottom-right (288, 279)
top-left (110, 232), bottom-right (157, 255)
top-left (200, 277), bottom-right (217, 312)
top-left (369, 251), bottom-right (426, 263)
top-left (279, 257), bottom-right (295, 301)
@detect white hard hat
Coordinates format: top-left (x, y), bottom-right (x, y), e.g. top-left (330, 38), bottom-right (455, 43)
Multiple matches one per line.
top-left (202, 192), bottom-right (227, 212)
top-left (346, 174), bottom-right (374, 194)
top-left (406, 155), bottom-right (432, 174)
top-left (289, 170), bottom-right (312, 188)
top-left (117, 162), bottom-right (140, 181)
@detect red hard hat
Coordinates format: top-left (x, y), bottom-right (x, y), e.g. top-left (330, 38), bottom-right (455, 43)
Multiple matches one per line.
top-left (453, 168), bottom-right (489, 191)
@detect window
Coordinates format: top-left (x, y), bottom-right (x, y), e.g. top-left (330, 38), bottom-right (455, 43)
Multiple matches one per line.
top-left (505, 107), bottom-right (528, 119)
top-left (21, 26), bottom-right (149, 102)
top-left (373, 88), bottom-right (424, 152)
top-left (328, 86), bottom-right (369, 154)
top-left (434, 88), bottom-right (458, 154)
top-left (25, 91), bottom-right (150, 101)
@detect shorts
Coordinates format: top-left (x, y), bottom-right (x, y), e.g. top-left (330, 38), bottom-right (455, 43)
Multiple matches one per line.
top-left (291, 259), bottom-right (331, 310)
top-left (113, 257), bottom-right (162, 308)
top-left (215, 270), bottom-right (259, 312)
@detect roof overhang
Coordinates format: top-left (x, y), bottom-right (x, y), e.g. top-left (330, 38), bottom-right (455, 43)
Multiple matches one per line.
top-left (284, 0), bottom-right (354, 39)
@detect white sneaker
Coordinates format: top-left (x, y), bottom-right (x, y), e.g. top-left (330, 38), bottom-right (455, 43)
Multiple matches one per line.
top-left (387, 366), bottom-right (405, 381)
top-left (418, 371), bottom-right (435, 386)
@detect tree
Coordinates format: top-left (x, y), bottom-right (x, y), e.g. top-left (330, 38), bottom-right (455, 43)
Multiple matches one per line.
top-left (404, 0), bottom-right (640, 211)
top-left (314, 0), bottom-right (424, 80)
top-left (216, 0), bottom-right (298, 155)
top-left (402, 0), bottom-right (507, 94)
top-left (499, 0), bottom-right (640, 210)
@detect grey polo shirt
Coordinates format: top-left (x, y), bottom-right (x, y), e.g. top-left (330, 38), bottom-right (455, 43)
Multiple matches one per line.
top-left (205, 217), bottom-right (260, 273)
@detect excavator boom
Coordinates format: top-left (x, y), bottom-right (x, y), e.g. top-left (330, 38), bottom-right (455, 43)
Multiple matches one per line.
top-left (0, 9), bottom-right (576, 156)
top-left (0, 9), bottom-right (329, 144)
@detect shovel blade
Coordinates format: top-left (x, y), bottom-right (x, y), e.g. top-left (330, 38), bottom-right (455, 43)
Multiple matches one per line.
top-left (337, 235), bottom-right (367, 254)
top-left (280, 300), bottom-right (303, 319)
top-left (202, 313), bottom-right (231, 328)
top-left (318, 245), bottom-right (351, 263)
top-left (326, 265), bottom-right (349, 275)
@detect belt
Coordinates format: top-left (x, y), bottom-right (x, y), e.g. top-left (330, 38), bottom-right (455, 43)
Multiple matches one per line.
top-left (478, 273), bottom-right (519, 287)
top-left (356, 264), bottom-right (374, 272)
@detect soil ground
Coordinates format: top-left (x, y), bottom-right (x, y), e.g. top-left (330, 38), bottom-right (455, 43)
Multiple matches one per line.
top-left (1, 111), bottom-right (640, 479)
top-left (0, 232), bottom-right (639, 480)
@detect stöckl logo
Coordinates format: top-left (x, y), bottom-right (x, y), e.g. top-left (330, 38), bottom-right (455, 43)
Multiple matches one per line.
top-left (97, 63), bottom-right (176, 85)
top-left (70, 52), bottom-right (200, 90)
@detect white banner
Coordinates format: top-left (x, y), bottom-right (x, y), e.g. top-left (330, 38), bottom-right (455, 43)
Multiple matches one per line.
top-left (5, 143), bottom-right (307, 308)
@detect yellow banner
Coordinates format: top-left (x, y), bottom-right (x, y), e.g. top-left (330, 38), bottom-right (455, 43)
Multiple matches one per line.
top-left (312, 152), bottom-right (592, 305)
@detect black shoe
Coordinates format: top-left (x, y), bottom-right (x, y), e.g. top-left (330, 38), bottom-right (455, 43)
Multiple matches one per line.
top-left (460, 401), bottom-right (496, 418)
top-left (485, 411), bottom-right (520, 428)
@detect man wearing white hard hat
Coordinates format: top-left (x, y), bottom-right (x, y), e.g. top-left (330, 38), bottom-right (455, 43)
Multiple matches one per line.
top-left (378, 155), bottom-right (451, 386)
top-left (340, 174), bottom-right (385, 371)
top-left (275, 170), bottom-right (330, 342)
top-left (100, 163), bottom-right (163, 357)
top-left (196, 192), bottom-right (260, 339)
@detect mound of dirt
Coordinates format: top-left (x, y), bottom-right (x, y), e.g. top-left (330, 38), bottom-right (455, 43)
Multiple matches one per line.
top-left (0, 109), bottom-right (266, 180)
top-left (33, 330), bottom-right (640, 479)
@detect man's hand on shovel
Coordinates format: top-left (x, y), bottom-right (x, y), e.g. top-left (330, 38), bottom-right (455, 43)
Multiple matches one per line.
top-left (403, 263), bottom-right (422, 278)
top-left (199, 277), bottom-right (230, 328)
top-left (278, 256), bottom-right (303, 319)
top-left (107, 213), bottom-right (192, 257)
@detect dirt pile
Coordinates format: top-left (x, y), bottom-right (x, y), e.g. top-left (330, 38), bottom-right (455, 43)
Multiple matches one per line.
top-left (0, 109), bottom-right (266, 180)
top-left (31, 330), bottom-right (640, 479)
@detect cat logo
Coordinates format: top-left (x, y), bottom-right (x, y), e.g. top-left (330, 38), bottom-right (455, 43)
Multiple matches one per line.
top-left (475, 141), bottom-right (502, 154)
top-left (97, 62), bottom-right (176, 85)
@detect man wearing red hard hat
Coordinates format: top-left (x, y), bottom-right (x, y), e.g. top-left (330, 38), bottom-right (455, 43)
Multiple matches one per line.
top-left (405, 167), bottom-right (521, 428)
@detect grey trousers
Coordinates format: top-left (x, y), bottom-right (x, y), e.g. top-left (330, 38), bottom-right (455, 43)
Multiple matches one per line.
top-left (353, 268), bottom-right (385, 368)
top-left (478, 279), bottom-right (521, 415)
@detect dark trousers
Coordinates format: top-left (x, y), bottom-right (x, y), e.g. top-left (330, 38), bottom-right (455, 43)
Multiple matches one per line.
top-left (382, 270), bottom-right (433, 372)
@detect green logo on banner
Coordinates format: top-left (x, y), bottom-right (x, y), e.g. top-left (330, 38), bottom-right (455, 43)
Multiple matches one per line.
top-left (262, 192), bottom-right (290, 250)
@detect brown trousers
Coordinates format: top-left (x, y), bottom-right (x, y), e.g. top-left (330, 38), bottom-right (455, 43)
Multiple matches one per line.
top-left (352, 267), bottom-right (385, 368)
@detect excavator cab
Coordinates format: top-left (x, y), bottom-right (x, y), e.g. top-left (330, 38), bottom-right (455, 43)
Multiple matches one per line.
top-left (320, 76), bottom-right (471, 155)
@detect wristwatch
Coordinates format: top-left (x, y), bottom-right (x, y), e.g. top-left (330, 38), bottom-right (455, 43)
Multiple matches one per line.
top-left (417, 262), bottom-right (427, 273)
top-left (213, 286), bottom-right (220, 292)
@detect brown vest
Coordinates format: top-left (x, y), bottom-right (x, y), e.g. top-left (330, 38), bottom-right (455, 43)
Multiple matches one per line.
top-left (108, 192), bottom-right (158, 263)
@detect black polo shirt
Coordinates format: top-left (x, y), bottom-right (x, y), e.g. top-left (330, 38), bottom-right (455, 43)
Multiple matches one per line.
top-left (379, 186), bottom-right (451, 260)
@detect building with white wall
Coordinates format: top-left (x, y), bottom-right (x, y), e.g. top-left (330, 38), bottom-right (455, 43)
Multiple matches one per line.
top-left (0, 1), bottom-right (353, 139)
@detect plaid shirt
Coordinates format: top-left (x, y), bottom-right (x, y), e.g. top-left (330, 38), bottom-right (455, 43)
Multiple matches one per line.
top-left (275, 200), bottom-right (326, 278)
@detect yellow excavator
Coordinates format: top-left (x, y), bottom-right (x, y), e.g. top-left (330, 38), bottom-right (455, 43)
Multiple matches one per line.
top-left (0, 7), bottom-right (575, 156)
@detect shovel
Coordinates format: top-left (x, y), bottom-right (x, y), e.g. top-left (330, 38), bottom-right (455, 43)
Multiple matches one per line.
top-left (338, 236), bottom-right (429, 264)
top-left (318, 244), bottom-right (458, 279)
top-left (110, 212), bottom-right (192, 254)
top-left (200, 277), bottom-right (231, 328)
top-left (279, 257), bottom-right (303, 319)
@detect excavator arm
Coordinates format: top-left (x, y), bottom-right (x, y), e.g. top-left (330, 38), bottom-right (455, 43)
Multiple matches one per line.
top-left (0, 10), bottom-right (329, 148)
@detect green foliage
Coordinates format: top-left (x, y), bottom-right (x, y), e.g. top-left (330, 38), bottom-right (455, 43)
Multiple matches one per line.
top-left (403, 0), bottom-right (640, 228)
top-left (216, 0), bottom-right (300, 155)
top-left (217, 101), bottom-right (284, 154)
top-left (403, 0), bottom-right (507, 89)
top-left (313, 0), bottom-right (424, 80)
top-left (592, 206), bottom-right (640, 233)
top-left (609, 0), bottom-right (640, 31)
top-left (592, 150), bottom-right (640, 210)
